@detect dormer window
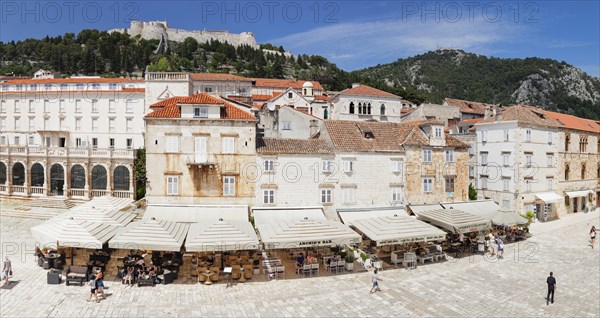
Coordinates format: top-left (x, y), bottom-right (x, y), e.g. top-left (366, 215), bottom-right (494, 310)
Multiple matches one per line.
top-left (288, 92), bottom-right (293, 99)
top-left (364, 131), bottom-right (374, 139)
top-left (194, 107), bottom-right (208, 118)
top-left (435, 127), bottom-right (442, 138)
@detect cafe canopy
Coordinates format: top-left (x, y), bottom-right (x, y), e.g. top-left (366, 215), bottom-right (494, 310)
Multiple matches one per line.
top-left (337, 207), bottom-right (409, 226)
top-left (185, 218), bottom-right (260, 252)
top-left (77, 196), bottom-right (134, 211)
top-left (491, 210), bottom-right (529, 226)
top-left (534, 192), bottom-right (562, 203)
top-left (441, 200), bottom-right (500, 221)
top-left (253, 207), bottom-right (361, 249)
top-left (109, 217), bottom-right (189, 251)
top-left (348, 214), bottom-right (447, 246)
top-left (412, 208), bottom-right (491, 234)
top-left (143, 204), bottom-right (249, 223)
top-left (51, 205), bottom-right (136, 225)
top-left (31, 217), bottom-right (122, 249)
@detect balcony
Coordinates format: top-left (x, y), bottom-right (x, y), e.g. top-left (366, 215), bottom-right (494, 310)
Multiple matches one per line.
top-left (145, 72), bottom-right (190, 81)
top-left (0, 145), bottom-right (135, 159)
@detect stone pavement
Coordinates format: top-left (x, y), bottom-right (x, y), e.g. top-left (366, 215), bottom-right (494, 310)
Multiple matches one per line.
top-left (1, 212), bottom-right (599, 317)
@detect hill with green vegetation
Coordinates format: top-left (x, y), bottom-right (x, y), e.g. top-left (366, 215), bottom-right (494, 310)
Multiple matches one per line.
top-left (353, 49), bottom-right (600, 120)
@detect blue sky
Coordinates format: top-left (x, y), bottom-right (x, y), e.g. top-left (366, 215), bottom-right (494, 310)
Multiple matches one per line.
top-left (1, 1), bottom-right (599, 76)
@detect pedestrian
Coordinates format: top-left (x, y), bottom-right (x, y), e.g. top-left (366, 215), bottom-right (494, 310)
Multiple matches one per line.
top-left (369, 269), bottom-right (382, 293)
top-left (546, 272), bottom-right (556, 305)
top-left (87, 278), bottom-right (99, 303)
top-left (497, 236), bottom-right (504, 259)
top-left (2, 256), bottom-right (12, 285)
top-left (488, 233), bottom-right (496, 257)
top-left (590, 226), bottom-right (597, 249)
top-left (95, 269), bottom-right (106, 300)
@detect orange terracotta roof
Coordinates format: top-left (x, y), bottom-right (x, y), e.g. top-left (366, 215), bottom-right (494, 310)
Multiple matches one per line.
top-left (252, 78), bottom-right (323, 90)
top-left (190, 73), bottom-right (253, 82)
top-left (480, 105), bottom-right (558, 127)
top-left (444, 98), bottom-right (492, 115)
top-left (1, 77), bottom-right (143, 84)
top-left (0, 89), bottom-right (144, 95)
top-left (313, 95), bottom-right (329, 101)
top-left (145, 93), bottom-right (255, 120)
top-left (539, 109), bottom-right (600, 133)
top-left (252, 94), bottom-right (273, 101)
top-left (257, 138), bottom-right (333, 154)
top-left (149, 96), bottom-right (188, 108)
top-left (339, 85), bottom-right (399, 98)
top-left (459, 118), bottom-right (485, 124)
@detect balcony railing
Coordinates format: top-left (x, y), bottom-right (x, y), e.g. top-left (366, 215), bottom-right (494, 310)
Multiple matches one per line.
top-left (112, 190), bottom-right (134, 199)
top-left (0, 185), bottom-right (6, 193)
top-left (69, 189), bottom-right (87, 198)
top-left (30, 186), bottom-right (44, 195)
top-left (145, 72), bottom-right (190, 81)
top-left (91, 190), bottom-right (110, 198)
top-left (12, 186), bottom-right (26, 194)
top-left (0, 145), bottom-right (134, 159)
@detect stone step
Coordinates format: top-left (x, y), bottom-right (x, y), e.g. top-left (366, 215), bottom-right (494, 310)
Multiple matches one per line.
top-left (0, 208), bottom-right (60, 220)
top-left (24, 198), bottom-right (77, 209)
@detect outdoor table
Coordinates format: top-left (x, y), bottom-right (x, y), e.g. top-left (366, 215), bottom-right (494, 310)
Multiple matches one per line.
top-left (223, 267), bottom-right (233, 288)
top-left (202, 270), bottom-right (214, 285)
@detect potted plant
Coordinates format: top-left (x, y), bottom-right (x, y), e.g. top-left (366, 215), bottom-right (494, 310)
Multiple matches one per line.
top-left (252, 259), bottom-right (261, 275)
top-left (344, 254), bottom-right (355, 271)
top-left (41, 247), bottom-right (49, 255)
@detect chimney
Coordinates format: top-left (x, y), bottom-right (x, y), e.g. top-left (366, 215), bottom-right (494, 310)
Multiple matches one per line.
top-left (352, 83), bottom-right (360, 88)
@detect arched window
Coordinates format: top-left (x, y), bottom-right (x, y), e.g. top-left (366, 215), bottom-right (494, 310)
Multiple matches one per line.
top-left (380, 104), bottom-right (385, 115)
top-left (71, 165), bottom-right (86, 189)
top-left (30, 163), bottom-right (44, 187)
top-left (367, 103), bottom-right (372, 115)
top-left (91, 165), bottom-right (107, 190)
top-left (12, 162), bottom-right (25, 186)
top-left (50, 164), bottom-right (65, 195)
top-left (0, 162), bottom-right (6, 184)
top-left (349, 102), bottom-right (355, 114)
top-left (113, 166), bottom-right (130, 191)
top-left (358, 102), bottom-right (363, 114)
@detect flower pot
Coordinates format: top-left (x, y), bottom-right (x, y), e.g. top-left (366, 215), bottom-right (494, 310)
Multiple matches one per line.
top-left (345, 262), bottom-right (354, 271)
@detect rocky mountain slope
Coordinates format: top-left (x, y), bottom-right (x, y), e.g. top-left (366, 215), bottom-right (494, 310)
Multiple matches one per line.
top-left (353, 49), bottom-right (600, 120)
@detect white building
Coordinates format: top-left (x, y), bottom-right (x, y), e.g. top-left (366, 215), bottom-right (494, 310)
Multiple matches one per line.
top-left (475, 105), bottom-right (561, 221)
top-left (0, 77), bottom-right (145, 200)
top-left (328, 84), bottom-right (405, 122)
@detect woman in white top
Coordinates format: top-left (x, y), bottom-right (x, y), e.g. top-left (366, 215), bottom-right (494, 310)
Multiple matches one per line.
top-left (590, 226), bottom-right (597, 249)
top-left (488, 233), bottom-right (496, 257)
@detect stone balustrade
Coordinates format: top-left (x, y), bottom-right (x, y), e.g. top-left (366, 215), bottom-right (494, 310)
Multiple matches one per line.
top-left (0, 145), bottom-right (134, 159)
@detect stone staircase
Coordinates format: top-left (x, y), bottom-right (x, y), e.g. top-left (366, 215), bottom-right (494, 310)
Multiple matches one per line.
top-left (0, 206), bottom-right (62, 220)
top-left (24, 198), bottom-right (77, 209)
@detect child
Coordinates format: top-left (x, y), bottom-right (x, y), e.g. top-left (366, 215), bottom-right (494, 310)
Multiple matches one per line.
top-left (369, 269), bottom-right (382, 293)
top-left (87, 278), bottom-right (99, 303)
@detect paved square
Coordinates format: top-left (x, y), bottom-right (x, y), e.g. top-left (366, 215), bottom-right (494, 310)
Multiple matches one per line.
top-left (1, 211), bottom-right (599, 317)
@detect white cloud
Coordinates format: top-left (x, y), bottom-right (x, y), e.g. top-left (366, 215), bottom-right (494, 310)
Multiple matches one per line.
top-left (270, 17), bottom-right (526, 70)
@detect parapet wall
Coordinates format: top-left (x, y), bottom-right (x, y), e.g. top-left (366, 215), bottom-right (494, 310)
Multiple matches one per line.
top-left (108, 21), bottom-right (258, 48)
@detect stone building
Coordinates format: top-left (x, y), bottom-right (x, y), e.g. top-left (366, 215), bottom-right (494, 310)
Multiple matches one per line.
top-left (328, 84), bottom-right (405, 122)
top-left (0, 77), bottom-right (145, 200)
top-left (144, 93), bottom-right (257, 205)
top-left (401, 103), bottom-right (461, 127)
top-left (256, 106), bottom-right (322, 139)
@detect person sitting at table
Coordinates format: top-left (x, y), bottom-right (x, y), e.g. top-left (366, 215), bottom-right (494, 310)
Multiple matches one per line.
top-left (307, 254), bottom-right (315, 265)
top-left (207, 253), bottom-right (215, 266)
top-left (135, 258), bottom-right (145, 267)
top-left (124, 266), bottom-right (134, 286)
top-left (415, 247), bottom-right (426, 257)
top-left (295, 253), bottom-right (305, 267)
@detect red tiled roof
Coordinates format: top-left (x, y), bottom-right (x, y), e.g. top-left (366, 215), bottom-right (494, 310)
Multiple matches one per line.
top-left (145, 93), bottom-right (255, 120)
top-left (339, 85), bottom-right (399, 98)
top-left (313, 95), bottom-right (329, 101)
top-left (459, 118), bottom-right (484, 124)
top-left (444, 98), bottom-right (492, 115)
top-left (252, 78), bottom-right (323, 90)
top-left (149, 96), bottom-right (188, 108)
top-left (480, 105), bottom-right (558, 127)
top-left (538, 109), bottom-right (600, 133)
top-left (252, 94), bottom-right (273, 101)
top-left (190, 73), bottom-right (253, 82)
top-left (1, 77), bottom-right (143, 84)
top-left (0, 89), bottom-right (144, 95)
top-left (257, 138), bottom-right (333, 154)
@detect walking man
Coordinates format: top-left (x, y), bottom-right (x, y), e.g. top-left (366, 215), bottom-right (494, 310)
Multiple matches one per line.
top-left (370, 269), bottom-right (382, 293)
top-left (546, 272), bottom-right (556, 305)
top-left (2, 256), bottom-right (12, 285)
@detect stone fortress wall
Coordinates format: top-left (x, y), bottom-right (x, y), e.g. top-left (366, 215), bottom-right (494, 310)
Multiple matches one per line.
top-left (109, 21), bottom-right (259, 49)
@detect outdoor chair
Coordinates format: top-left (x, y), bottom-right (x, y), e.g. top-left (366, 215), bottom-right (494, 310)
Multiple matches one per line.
top-left (302, 264), bottom-right (311, 277)
top-left (232, 270), bottom-right (241, 280)
top-left (329, 261), bottom-right (338, 274)
top-left (197, 273), bottom-right (207, 283)
top-left (337, 260), bottom-right (345, 272)
top-left (374, 260), bottom-right (383, 272)
top-left (65, 265), bottom-right (88, 286)
top-left (266, 266), bottom-right (276, 279)
top-left (311, 263), bottom-right (319, 276)
top-left (364, 259), bottom-right (372, 271)
top-left (47, 269), bottom-right (61, 285)
top-left (402, 253), bottom-right (417, 270)
top-left (276, 266), bottom-right (285, 279)
top-left (210, 270), bottom-right (219, 282)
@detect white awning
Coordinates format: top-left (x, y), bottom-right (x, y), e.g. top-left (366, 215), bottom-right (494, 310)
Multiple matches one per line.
top-left (144, 204), bottom-right (249, 223)
top-left (350, 215), bottom-right (446, 246)
top-left (51, 206), bottom-right (136, 226)
top-left (252, 207), bottom-right (361, 249)
top-left (185, 219), bottom-right (259, 252)
top-left (441, 200), bottom-right (500, 221)
top-left (338, 208), bottom-right (409, 226)
top-left (534, 192), bottom-right (562, 203)
top-left (77, 196), bottom-right (133, 211)
top-left (407, 204), bottom-right (444, 215)
top-left (413, 208), bottom-right (491, 234)
top-left (491, 210), bottom-right (529, 226)
top-left (109, 217), bottom-right (189, 251)
top-left (565, 190), bottom-right (591, 198)
top-left (31, 218), bottom-right (122, 249)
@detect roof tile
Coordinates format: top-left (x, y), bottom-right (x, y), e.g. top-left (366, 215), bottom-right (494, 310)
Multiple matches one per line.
top-left (257, 138), bottom-right (333, 154)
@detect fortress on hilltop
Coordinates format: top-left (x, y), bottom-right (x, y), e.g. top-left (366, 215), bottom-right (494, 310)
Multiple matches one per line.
top-left (109, 21), bottom-right (259, 49)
